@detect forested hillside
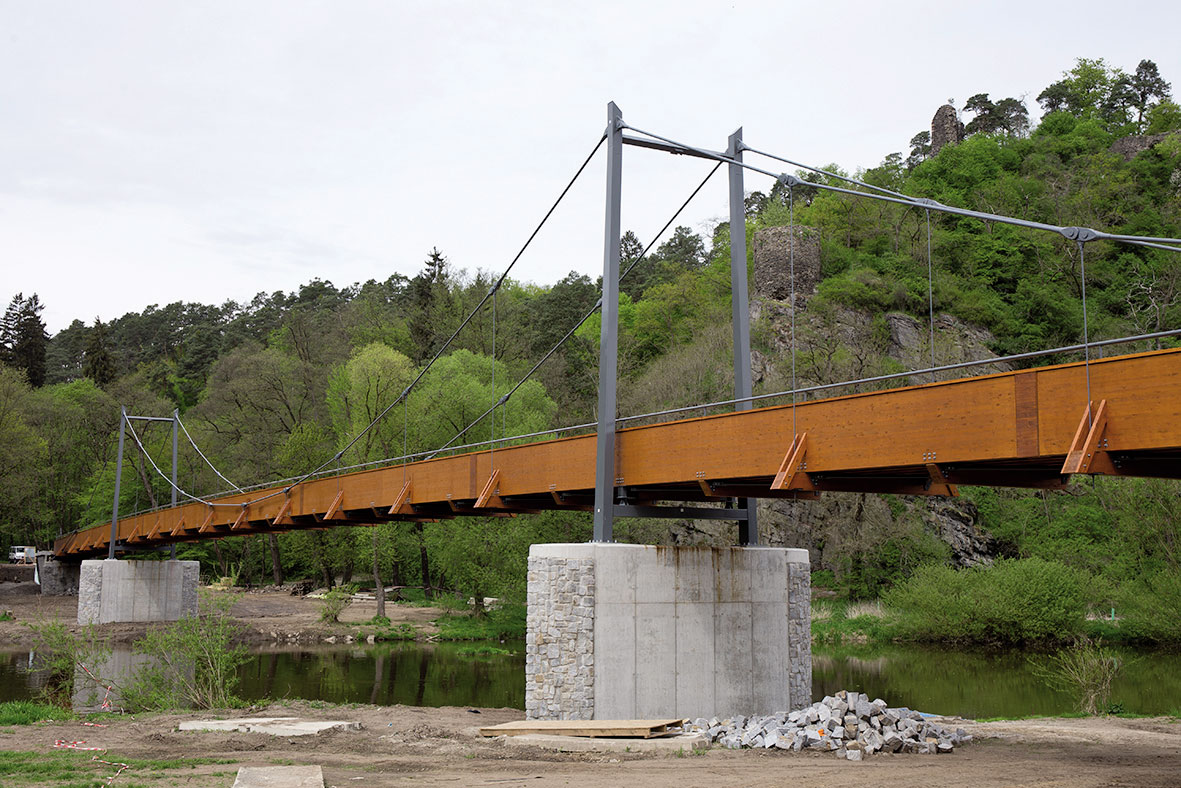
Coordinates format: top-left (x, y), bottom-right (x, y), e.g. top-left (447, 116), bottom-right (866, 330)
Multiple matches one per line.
top-left (2, 57), bottom-right (1179, 628)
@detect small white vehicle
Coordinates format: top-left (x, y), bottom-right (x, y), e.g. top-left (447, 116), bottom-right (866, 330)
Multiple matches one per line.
top-left (8, 546), bottom-right (35, 564)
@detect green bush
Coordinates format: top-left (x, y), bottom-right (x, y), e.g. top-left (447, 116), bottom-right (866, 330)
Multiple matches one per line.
top-left (319, 587), bottom-right (355, 623)
top-left (1030, 636), bottom-right (1124, 715)
top-left (121, 593), bottom-right (248, 710)
top-left (884, 558), bottom-right (1088, 645)
top-left (21, 620), bottom-right (112, 707)
top-left (1119, 571), bottom-right (1181, 644)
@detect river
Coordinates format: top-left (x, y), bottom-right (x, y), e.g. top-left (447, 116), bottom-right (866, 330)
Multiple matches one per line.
top-left (2, 642), bottom-right (1179, 717)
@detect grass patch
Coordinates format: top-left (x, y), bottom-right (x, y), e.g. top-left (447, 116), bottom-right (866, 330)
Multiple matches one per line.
top-left (810, 599), bottom-right (899, 645)
top-left (0, 750), bottom-right (233, 787)
top-left (356, 621), bottom-right (417, 641)
top-left (456, 645), bottom-right (513, 658)
top-left (434, 604), bottom-right (526, 641)
top-left (0, 701), bottom-right (74, 726)
top-left (0, 611), bottom-right (14, 622)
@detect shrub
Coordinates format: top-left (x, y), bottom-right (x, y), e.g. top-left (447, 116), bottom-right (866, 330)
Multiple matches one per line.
top-left (120, 593), bottom-right (248, 710)
top-left (319, 588), bottom-right (354, 623)
top-left (884, 558), bottom-right (1088, 645)
top-left (1119, 571), bottom-right (1181, 644)
top-left (1030, 636), bottom-right (1124, 715)
top-left (21, 620), bottom-right (112, 707)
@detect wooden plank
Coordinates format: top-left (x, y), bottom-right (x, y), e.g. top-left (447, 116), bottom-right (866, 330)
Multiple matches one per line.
top-left (1014, 371), bottom-right (1039, 457)
top-left (479, 719), bottom-right (686, 738)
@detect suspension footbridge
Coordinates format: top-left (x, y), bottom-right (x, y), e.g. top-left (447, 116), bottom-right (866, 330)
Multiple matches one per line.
top-left (54, 103), bottom-right (1181, 559)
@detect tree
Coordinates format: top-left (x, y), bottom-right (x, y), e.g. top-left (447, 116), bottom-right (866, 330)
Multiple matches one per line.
top-left (82, 319), bottom-right (116, 387)
top-left (0, 366), bottom-right (49, 545)
top-left (1130, 59), bottom-right (1173, 130)
top-left (1037, 57), bottom-right (1167, 131)
top-left (907, 131), bottom-right (931, 170)
top-left (1, 294), bottom-right (49, 387)
top-left (326, 342), bottom-right (415, 464)
top-left (963, 94), bottom-right (1029, 137)
top-left (406, 248), bottom-right (454, 362)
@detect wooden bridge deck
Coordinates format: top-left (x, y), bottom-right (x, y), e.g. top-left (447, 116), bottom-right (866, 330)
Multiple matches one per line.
top-left (55, 348), bottom-right (1181, 557)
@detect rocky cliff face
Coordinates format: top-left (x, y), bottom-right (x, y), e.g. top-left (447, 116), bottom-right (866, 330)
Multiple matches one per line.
top-left (661, 225), bottom-right (1004, 575)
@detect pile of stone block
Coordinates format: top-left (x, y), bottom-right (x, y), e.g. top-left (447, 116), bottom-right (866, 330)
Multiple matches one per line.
top-left (689, 690), bottom-right (971, 760)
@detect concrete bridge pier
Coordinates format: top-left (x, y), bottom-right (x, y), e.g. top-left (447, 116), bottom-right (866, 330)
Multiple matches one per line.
top-left (525, 544), bottom-right (811, 721)
top-left (36, 552), bottom-right (80, 595)
top-left (77, 559), bottom-right (199, 625)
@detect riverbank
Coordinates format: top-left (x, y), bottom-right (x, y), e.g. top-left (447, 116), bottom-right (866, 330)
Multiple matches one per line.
top-left (0, 582), bottom-right (452, 647)
top-left (1, 700), bottom-right (1179, 788)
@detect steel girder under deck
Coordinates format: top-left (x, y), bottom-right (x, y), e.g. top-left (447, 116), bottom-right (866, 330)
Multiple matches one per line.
top-left (55, 348), bottom-right (1181, 558)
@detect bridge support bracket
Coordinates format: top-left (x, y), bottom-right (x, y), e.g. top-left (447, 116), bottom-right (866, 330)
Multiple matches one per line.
top-left (1062, 400), bottom-right (1117, 475)
top-left (388, 481), bottom-right (413, 517)
top-left (771, 433), bottom-right (816, 491)
top-left (925, 463), bottom-right (959, 497)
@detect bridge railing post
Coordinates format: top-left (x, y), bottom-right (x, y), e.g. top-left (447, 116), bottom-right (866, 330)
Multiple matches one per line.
top-left (593, 102), bottom-right (624, 543)
top-left (728, 128), bottom-right (759, 546)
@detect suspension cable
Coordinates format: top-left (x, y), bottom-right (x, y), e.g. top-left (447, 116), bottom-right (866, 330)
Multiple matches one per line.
top-left (744, 145), bottom-right (912, 202)
top-left (622, 123), bottom-right (1181, 253)
top-left (198, 131), bottom-right (608, 508)
top-left (123, 417), bottom-right (219, 507)
top-left (175, 413), bottom-right (243, 492)
top-left (426, 161), bottom-right (724, 457)
top-left (926, 208), bottom-right (936, 381)
top-left (1079, 240), bottom-right (1093, 425)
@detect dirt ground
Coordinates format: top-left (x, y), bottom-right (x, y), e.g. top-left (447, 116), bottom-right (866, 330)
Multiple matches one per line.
top-left (3, 701), bottom-right (1180, 788)
top-left (0, 582), bottom-right (446, 646)
top-left (3, 582), bottom-right (1181, 786)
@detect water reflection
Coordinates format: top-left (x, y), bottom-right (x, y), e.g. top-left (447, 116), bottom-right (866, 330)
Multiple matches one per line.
top-left (3, 642), bottom-right (1179, 718)
top-left (236, 642), bottom-right (525, 709)
top-left (812, 644), bottom-right (1181, 718)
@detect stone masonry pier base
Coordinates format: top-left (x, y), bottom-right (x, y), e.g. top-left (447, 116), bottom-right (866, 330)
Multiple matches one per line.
top-left (525, 544), bottom-right (810, 721)
top-left (78, 559), bottom-right (199, 625)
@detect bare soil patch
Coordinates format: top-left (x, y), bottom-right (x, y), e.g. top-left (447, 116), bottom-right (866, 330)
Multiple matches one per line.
top-left (2, 702), bottom-right (1179, 788)
top-left (0, 583), bottom-right (449, 647)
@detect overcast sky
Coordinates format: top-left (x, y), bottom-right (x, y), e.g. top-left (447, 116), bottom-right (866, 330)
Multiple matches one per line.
top-left (3, 0), bottom-right (1179, 332)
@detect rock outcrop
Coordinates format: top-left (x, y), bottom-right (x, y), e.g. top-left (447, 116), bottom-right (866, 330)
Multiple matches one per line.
top-left (1109, 131), bottom-right (1179, 161)
top-left (930, 105), bottom-right (964, 156)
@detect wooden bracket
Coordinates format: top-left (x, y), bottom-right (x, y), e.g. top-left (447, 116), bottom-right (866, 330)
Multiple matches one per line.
top-left (388, 481), bottom-right (412, 516)
top-left (925, 463), bottom-right (959, 497)
top-left (324, 490), bottom-right (347, 521)
top-left (474, 469), bottom-right (501, 509)
top-left (231, 506), bottom-right (250, 531)
top-left (147, 515), bottom-right (165, 541)
top-left (126, 519), bottom-right (146, 544)
top-left (142, 517), bottom-right (166, 543)
top-left (771, 433), bottom-right (817, 491)
top-left (1062, 400), bottom-right (1116, 475)
top-left (169, 515), bottom-right (188, 538)
top-left (198, 507), bottom-right (216, 534)
top-left (272, 497), bottom-right (294, 527)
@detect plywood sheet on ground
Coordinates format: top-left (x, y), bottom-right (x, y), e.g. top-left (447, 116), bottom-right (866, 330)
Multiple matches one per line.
top-left (480, 719), bottom-right (686, 738)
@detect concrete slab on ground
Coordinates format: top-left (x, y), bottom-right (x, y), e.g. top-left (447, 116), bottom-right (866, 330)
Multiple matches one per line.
top-left (232, 766), bottom-right (324, 788)
top-left (178, 717), bottom-right (361, 736)
top-left (501, 732), bottom-right (708, 753)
